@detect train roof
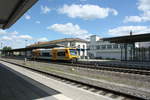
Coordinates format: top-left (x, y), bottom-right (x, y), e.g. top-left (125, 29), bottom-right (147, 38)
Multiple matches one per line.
top-left (53, 47), bottom-right (77, 49)
top-left (33, 47), bottom-right (77, 51)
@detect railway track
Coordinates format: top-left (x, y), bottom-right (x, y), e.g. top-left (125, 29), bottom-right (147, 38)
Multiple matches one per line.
top-left (0, 59), bottom-right (146, 100)
top-left (1, 57), bottom-right (150, 75)
top-left (36, 60), bottom-right (150, 76)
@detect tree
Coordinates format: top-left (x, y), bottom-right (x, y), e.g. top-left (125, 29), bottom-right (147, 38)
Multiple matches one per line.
top-left (2, 46), bottom-right (12, 55)
top-left (2, 46), bottom-right (12, 51)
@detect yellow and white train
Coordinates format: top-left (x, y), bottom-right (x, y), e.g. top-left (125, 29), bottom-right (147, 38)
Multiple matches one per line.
top-left (32, 48), bottom-right (79, 62)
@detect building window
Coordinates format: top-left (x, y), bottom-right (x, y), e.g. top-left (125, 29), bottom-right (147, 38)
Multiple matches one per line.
top-left (90, 46), bottom-right (92, 50)
top-left (113, 44), bottom-right (118, 49)
top-left (101, 45), bottom-right (106, 49)
top-left (71, 42), bottom-right (74, 47)
top-left (96, 45), bottom-right (100, 50)
top-left (83, 45), bottom-right (85, 49)
top-left (92, 45), bottom-right (95, 50)
top-left (71, 44), bottom-right (74, 47)
top-left (107, 45), bottom-right (112, 49)
top-left (78, 45), bottom-right (80, 48)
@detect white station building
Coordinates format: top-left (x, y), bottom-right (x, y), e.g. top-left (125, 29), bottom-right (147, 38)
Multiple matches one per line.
top-left (88, 35), bottom-right (121, 59)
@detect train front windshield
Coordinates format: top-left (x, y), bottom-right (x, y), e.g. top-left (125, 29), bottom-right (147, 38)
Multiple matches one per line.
top-left (70, 49), bottom-right (77, 55)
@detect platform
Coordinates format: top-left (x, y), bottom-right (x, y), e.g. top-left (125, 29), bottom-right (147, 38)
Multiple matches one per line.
top-left (0, 63), bottom-right (61, 100)
top-left (0, 60), bottom-right (114, 100)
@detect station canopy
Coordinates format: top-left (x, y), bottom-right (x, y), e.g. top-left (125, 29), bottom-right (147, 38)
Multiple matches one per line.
top-left (0, 0), bottom-right (38, 29)
top-left (4, 44), bottom-right (64, 52)
top-left (103, 33), bottom-right (150, 43)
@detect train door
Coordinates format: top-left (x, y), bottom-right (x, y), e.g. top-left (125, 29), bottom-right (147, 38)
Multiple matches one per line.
top-left (65, 49), bottom-right (70, 60)
top-left (52, 49), bottom-right (57, 60)
top-left (32, 50), bottom-right (40, 59)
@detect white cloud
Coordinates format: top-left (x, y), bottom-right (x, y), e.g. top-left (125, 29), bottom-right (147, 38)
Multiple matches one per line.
top-left (10, 31), bottom-right (19, 35)
top-left (0, 29), bottom-right (6, 35)
top-left (2, 36), bottom-right (12, 41)
top-left (47, 23), bottom-right (91, 39)
top-left (124, 0), bottom-right (150, 23)
top-left (0, 30), bottom-right (19, 35)
top-left (137, 0), bottom-right (150, 11)
top-left (58, 4), bottom-right (118, 20)
top-left (25, 14), bottom-right (31, 20)
top-left (1, 34), bottom-right (33, 41)
top-left (37, 37), bottom-right (48, 42)
top-left (108, 26), bottom-right (150, 36)
top-left (41, 6), bottom-right (51, 14)
top-left (18, 35), bottom-right (33, 40)
top-left (35, 21), bottom-right (41, 24)
top-left (0, 30), bottom-right (34, 48)
top-left (124, 16), bottom-right (142, 23)
top-left (1, 38), bottom-right (34, 49)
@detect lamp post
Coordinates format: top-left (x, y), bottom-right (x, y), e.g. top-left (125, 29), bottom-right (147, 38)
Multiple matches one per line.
top-left (0, 42), bottom-right (2, 57)
top-left (25, 40), bottom-right (28, 47)
top-left (24, 40), bottom-right (28, 61)
top-left (1, 42), bottom-right (3, 49)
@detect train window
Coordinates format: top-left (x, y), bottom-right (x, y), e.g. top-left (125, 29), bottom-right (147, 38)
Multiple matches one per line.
top-left (70, 49), bottom-right (77, 55)
top-left (57, 52), bottom-right (65, 56)
top-left (42, 53), bottom-right (51, 57)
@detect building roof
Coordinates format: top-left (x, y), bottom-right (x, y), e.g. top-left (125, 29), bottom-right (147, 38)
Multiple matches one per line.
top-left (27, 43), bottom-right (64, 49)
top-left (103, 33), bottom-right (150, 43)
top-left (0, 0), bottom-right (38, 29)
top-left (28, 38), bottom-right (87, 47)
top-left (3, 44), bottom-right (63, 52)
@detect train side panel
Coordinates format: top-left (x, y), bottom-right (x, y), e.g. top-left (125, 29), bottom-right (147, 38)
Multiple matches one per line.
top-left (32, 48), bottom-right (78, 62)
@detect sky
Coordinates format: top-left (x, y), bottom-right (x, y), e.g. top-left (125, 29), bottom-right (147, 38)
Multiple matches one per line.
top-left (0, 0), bottom-right (150, 48)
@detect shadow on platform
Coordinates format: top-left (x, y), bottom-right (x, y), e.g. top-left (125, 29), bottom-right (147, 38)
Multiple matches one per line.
top-left (0, 63), bottom-right (60, 100)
